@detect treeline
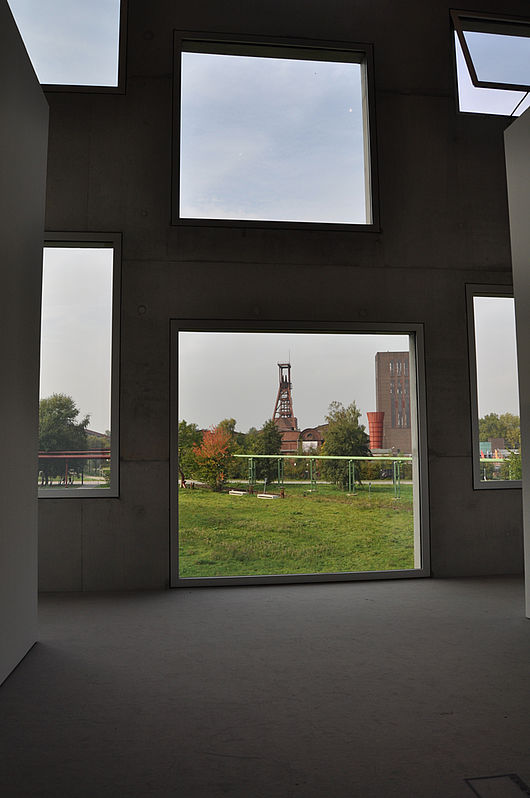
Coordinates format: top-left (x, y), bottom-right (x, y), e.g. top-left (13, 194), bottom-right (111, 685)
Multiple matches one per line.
top-left (478, 412), bottom-right (520, 450)
top-left (179, 400), bottom-right (379, 491)
top-left (39, 393), bottom-right (110, 485)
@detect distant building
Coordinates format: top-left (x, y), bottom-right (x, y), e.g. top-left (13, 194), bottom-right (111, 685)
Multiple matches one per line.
top-left (488, 437), bottom-right (505, 452)
top-left (86, 429), bottom-right (108, 440)
top-left (280, 430), bottom-right (300, 453)
top-left (480, 438), bottom-right (507, 458)
top-left (300, 425), bottom-right (326, 452)
top-left (375, 352), bottom-right (411, 453)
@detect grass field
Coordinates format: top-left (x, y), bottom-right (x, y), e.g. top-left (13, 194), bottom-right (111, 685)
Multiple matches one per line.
top-left (178, 482), bottom-right (414, 578)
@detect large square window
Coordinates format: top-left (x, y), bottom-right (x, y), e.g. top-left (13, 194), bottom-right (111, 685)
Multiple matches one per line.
top-left (171, 323), bottom-right (429, 586)
top-left (174, 35), bottom-right (377, 227)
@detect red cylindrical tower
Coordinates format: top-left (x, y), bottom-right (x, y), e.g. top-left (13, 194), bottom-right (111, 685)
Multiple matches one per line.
top-left (367, 411), bottom-right (385, 450)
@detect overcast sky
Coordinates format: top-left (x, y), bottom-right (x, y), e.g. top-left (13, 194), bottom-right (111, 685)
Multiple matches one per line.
top-left (474, 296), bottom-right (520, 419)
top-left (40, 248), bottom-right (113, 434)
top-left (7, 0), bottom-right (120, 86)
top-left (180, 52), bottom-right (367, 223)
top-left (180, 310), bottom-right (521, 433)
top-left (464, 31), bottom-right (529, 87)
top-left (178, 331), bottom-right (410, 433)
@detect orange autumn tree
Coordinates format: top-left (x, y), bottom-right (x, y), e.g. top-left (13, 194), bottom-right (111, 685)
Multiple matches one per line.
top-left (193, 425), bottom-right (233, 491)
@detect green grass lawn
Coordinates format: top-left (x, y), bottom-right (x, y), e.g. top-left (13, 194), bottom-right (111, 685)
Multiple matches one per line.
top-left (178, 482), bottom-right (415, 578)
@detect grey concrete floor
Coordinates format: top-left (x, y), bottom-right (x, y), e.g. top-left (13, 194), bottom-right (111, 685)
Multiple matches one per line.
top-left (0, 577), bottom-right (529, 797)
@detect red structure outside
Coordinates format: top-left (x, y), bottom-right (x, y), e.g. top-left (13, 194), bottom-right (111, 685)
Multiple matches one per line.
top-left (273, 362), bottom-right (301, 453)
top-left (273, 363), bottom-right (298, 432)
top-left (367, 411), bottom-right (385, 450)
top-left (38, 450), bottom-right (110, 486)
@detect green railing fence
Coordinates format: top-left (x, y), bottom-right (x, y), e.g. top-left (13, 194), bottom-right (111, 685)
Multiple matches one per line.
top-left (234, 454), bottom-right (412, 497)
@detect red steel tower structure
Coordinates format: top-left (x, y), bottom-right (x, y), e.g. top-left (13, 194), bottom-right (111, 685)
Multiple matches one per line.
top-left (273, 363), bottom-right (298, 433)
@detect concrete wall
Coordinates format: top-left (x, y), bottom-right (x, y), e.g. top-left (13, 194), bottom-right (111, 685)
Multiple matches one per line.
top-left (0, 2), bottom-right (48, 679)
top-left (504, 110), bottom-right (530, 617)
top-left (39, 0), bottom-right (526, 590)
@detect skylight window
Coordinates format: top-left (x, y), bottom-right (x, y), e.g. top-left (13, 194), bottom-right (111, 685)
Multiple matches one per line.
top-left (7, 0), bottom-right (122, 88)
top-left (174, 36), bottom-right (376, 227)
top-left (463, 31), bottom-right (530, 88)
top-left (452, 11), bottom-right (530, 117)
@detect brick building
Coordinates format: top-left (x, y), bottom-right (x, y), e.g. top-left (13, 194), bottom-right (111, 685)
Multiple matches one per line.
top-left (375, 352), bottom-right (411, 454)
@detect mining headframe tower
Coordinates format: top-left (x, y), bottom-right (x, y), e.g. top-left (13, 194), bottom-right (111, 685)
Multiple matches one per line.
top-left (273, 363), bottom-right (300, 453)
top-left (272, 362), bottom-right (327, 454)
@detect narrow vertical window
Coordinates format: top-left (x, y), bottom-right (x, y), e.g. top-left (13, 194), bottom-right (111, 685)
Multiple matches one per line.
top-left (39, 239), bottom-right (119, 496)
top-left (468, 287), bottom-right (521, 487)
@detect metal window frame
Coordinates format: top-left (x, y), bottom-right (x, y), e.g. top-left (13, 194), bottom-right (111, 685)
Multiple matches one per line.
top-left (466, 283), bottom-right (521, 491)
top-left (38, 232), bottom-right (121, 499)
top-left (451, 9), bottom-right (530, 92)
top-left (171, 30), bottom-right (380, 232)
top-left (34, 0), bottom-right (128, 94)
top-left (169, 319), bottom-right (430, 588)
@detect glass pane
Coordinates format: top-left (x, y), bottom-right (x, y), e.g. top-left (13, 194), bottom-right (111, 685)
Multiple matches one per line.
top-left (463, 30), bottom-right (530, 87)
top-left (180, 52), bottom-right (368, 223)
top-left (513, 92), bottom-right (530, 115)
top-left (7, 0), bottom-right (121, 86)
top-left (473, 296), bottom-right (520, 482)
top-left (39, 247), bottom-right (113, 491)
top-left (455, 34), bottom-right (527, 116)
top-left (177, 331), bottom-right (421, 579)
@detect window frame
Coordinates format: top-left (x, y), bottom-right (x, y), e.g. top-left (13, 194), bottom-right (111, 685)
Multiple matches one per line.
top-left (12, 0), bottom-right (128, 94)
top-left (38, 232), bottom-right (121, 499)
top-left (171, 30), bottom-right (380, 231)
top-left (170, 319), bottom-right (429, 587)
top-left (451, 9), bottom-right (530, 93)
top-left (466, 283), bottom-right (521, 491)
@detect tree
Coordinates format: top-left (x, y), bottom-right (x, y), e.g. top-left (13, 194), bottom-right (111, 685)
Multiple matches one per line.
top-left (193, 425), bottom-right (233, 490)
top-left (202, 418), bottom-right (248, 480)
top-left (253, 419), bottom-right (283, 483)
top-left (86, 430), bottom-right (110, 478)
top-left (479, 412), bottom-right (520, 449)
top-left (244, 427), bottom-right (259, 450)
top-left (178, 420), bottom-right (202, 484)
top-left (39, 394), bottom-right (89, 485)
top-left (217, 418), bottom-right (243, 479)
top-left (284, 442), bottom-right (313, 481)
top-left (218, 418), bottom-right (237, 437)
top-left (500, 451), bottom-right (522, 480)
top-left (319, 401), bottom-right (370, 489)
top-left (87, 432), bottom-right (110, 450)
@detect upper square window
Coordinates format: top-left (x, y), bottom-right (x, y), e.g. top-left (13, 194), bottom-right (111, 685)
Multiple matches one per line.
top-left (452, 10), bottom-right (530, 117)
top-left (174, 35), bottom-right (377, 227)
top-left (7, 0), bottom-right (124, 89)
